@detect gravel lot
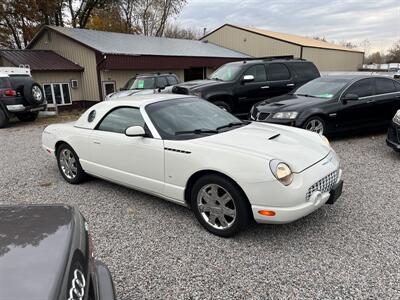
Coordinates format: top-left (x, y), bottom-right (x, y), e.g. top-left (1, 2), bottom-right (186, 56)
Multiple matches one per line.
top-left (1, 121), bottom-right (400, 300)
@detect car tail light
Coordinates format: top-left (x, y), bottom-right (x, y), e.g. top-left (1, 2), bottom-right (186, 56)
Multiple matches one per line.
top-left (3, 89), bottom-right (16, 97)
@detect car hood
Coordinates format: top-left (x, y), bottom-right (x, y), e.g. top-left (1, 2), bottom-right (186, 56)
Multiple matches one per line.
top-left (174, 79), bottom-right (227, 91)
top-left (190, 122), bottom-right (330, 173)
top-left (0, 205), bottom-right (74, 300)
top-left (255, 94), bottom-right (328, 112)
top-left (107, 89), bottom-right (156, 99)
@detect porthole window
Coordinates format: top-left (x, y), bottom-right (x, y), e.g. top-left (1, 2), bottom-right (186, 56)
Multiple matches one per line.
top-left (88, 110), bottom-right (96, 123)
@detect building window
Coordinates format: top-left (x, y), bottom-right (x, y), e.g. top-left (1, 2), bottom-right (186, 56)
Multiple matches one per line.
top-left (43, 83), bottom-right (72, 106)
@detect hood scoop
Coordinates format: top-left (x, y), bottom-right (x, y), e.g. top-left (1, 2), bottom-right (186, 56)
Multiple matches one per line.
top-left (268, 133), bottom-right (280, 140)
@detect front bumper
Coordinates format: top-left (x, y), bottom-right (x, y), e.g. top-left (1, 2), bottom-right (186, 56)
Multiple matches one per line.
top-left (386, 121), bottom-right (400, 151)
top-left (242, 151), bottom-right (342, 224)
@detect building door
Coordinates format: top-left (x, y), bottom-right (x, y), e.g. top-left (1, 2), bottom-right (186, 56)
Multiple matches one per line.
top-left (102, 81), bottom-right (116, 99)
top-left (184, 68), bottom-right (206, 81)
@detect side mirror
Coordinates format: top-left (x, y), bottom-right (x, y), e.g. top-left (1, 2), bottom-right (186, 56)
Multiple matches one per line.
top-left (342, 93), bottom-right (359, 104)
top-left (242, 75), bottom-right (255, 83)
top-left (125, 126), bottom-right (145, 137)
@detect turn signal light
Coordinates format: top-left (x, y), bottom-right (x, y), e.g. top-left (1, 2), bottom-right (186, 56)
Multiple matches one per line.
top-left (258, 210), bottom-right (276, 217)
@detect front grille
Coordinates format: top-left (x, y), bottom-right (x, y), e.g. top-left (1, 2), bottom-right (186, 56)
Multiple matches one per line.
top-left (306, 170), bottom-right (339, 201)
top-left (257, 112), bottom-right (270, 121)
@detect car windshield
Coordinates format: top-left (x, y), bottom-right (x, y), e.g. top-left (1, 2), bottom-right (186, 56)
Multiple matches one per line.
top-left (209, 64), bottom-right (242, 81)
top-left (294, 77), bottom-right (350, 99)
top-left (146, 98), bottom-right (245, 140)
top-left (126, 77), bottom-right (156, 90)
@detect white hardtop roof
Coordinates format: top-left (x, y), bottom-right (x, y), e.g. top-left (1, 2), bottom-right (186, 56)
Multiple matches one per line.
top-left (75, 94), bottom-right (194, 129)
top-left (0, 67), bottom-right (31, 76)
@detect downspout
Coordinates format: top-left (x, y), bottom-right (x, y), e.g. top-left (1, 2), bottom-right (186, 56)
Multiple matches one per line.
top-left (300, 46), bottom-right (303, 59)
top-left (96, 54), bottom-right (107, 102)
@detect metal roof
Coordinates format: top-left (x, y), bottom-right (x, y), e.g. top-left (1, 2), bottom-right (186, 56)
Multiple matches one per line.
top-left (203, 24), bottom-right (364, 53)
top-left (46, 26), bottom-right (250, 58)
top-left (0, 49), bottom-right (84, 71)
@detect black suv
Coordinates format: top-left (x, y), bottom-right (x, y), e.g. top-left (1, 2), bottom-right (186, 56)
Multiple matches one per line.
top-left (172, 58), bottom-right (320, 115)
top-left (0, 72), bottom-right (46, 128)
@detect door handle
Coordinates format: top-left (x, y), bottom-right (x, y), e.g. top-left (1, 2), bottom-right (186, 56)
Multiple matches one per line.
top-left (261, 86), bottom-right (270, 89)
top-left (366, 100), bottom-right (375, 103)
top-left (286, 83), bottom-right (295, 87)
top-left (93, 141), bottom-right (101, 145)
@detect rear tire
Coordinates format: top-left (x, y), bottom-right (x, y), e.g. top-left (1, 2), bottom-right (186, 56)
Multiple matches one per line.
top-left (56, 143), bottom-right (86, 184)
top-left (191, 174), bottom-right (250, 237)
top-left (213, 100), bottom-right (232, 112)
top-left (16, 112), bottom-right (39, 122)
top-left (0, 109), bottom-right (9, 128)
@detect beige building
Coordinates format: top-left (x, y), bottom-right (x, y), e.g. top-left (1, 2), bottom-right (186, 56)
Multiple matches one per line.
top-left (12, 25), bottom-right (249, 108)
top-left (201, 24), bottom-right (364, 71)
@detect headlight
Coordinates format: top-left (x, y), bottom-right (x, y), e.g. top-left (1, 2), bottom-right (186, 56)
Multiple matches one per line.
top-left (192, 91), bottom-right (202, 98)
top-left (269, 159), bottom-right (294, 186)
top-left (321, 135), bottom-right (330, 146)
top-left (272, 112), bottom-right (298, 119)
top-left (393, 110), bottom-right (400, 125)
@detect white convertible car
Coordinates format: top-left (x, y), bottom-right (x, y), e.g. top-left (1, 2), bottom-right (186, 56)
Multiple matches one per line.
top-left (42, 94), bottom-right (343, 237)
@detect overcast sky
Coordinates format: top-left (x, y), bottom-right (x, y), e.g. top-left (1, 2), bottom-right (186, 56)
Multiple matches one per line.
top-left (176, 0), bottom-right (400, 54)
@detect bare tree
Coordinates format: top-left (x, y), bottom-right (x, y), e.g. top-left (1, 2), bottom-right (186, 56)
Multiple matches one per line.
top-left (163, 23), bottom-right (200, 40)
top-left (387, 40), bottom-right (400, 63)
top-left (67, 0), bottom-right (110, 28)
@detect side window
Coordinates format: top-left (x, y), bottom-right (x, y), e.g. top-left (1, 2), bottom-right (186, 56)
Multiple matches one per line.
top-left (291, 62), bottom-right (319, 80)
top-left (244, 65), bottom-right (267, 82)
top-left (157, 77), bottom-right (168, 88)
top-left (267, 63), bottom-right (291, 81)
top-left (167, 76), bottom-right (178, 85)
top-left (375, 78), bottom-right (396, 94)
top-left (344, 79), bottom-right (374, 98)
top-left (97, 107), bottom-right (145, 134)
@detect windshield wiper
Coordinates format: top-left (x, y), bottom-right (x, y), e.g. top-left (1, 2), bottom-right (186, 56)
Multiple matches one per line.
top-left (210, 77), bottom-right (223, 81)
top-left (295, 93), bottom-right (318, 98)
top-left (175, 129), bottom-right (218, 136)
top-left (216, 121), bottom-right (247, 131)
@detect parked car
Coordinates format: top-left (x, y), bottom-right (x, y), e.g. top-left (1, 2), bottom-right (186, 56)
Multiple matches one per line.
top-left (105, 73), bottom-right (180, 100)
top-left (172, 58), bottom-right (320, 115)
top-left (387, 110), bottom-right (400, 151)
top-left (0, 67), bottom-right (46, 128)
top-left (250, 75), bottom-right (400, 135)
top-left (42, 94), bottom-right (342, 237)
top-left (0, 204), bottom-right (116, 300)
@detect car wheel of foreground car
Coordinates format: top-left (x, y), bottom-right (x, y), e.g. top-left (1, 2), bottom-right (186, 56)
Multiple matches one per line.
top-left (57, 144), bottom-right (86, 184)
top-left (213, 100), bottom-right (232, 112)
top-left (303, 116), bottom-right (325, 135)
top-left (0, 109), bottom-right (9, 128)
top-left (191, 174), bottom-right (250, 237)
top-left (24, 82), bottom-right (45, 105)
top-left (15, 112), bottom-right (39, 122)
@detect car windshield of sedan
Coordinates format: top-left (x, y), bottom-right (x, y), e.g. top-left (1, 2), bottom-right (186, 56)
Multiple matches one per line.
top-left (294, 77), bottom-right (350, 99)
top-left (125, 77), bottom-right (156, 90)
top-left (146, 98), bottom-right (245, 140)
top-left (209, 64), bottom-right (242, 81)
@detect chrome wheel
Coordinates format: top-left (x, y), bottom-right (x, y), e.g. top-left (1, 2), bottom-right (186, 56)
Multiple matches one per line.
top-left (59, 149), bottom-right (77, 179)
top-left (196, 184), bottom-right (236, 230)
top-left (32, 86), bottom-right (43, 101)
top-left (305, 119), bottom-right (324, 135)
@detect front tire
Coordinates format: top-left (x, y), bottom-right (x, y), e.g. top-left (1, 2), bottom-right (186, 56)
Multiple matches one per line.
top-left (16, 112), bottom-right (39, 122)
top-left (303, 116), bottom-right (326, 135)
top-left (56, 143), bottom-right (86, 184)
top-left (213, 100), bottom-right (232, 112)
top-left (191, 174), bottom-right (250, 237)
